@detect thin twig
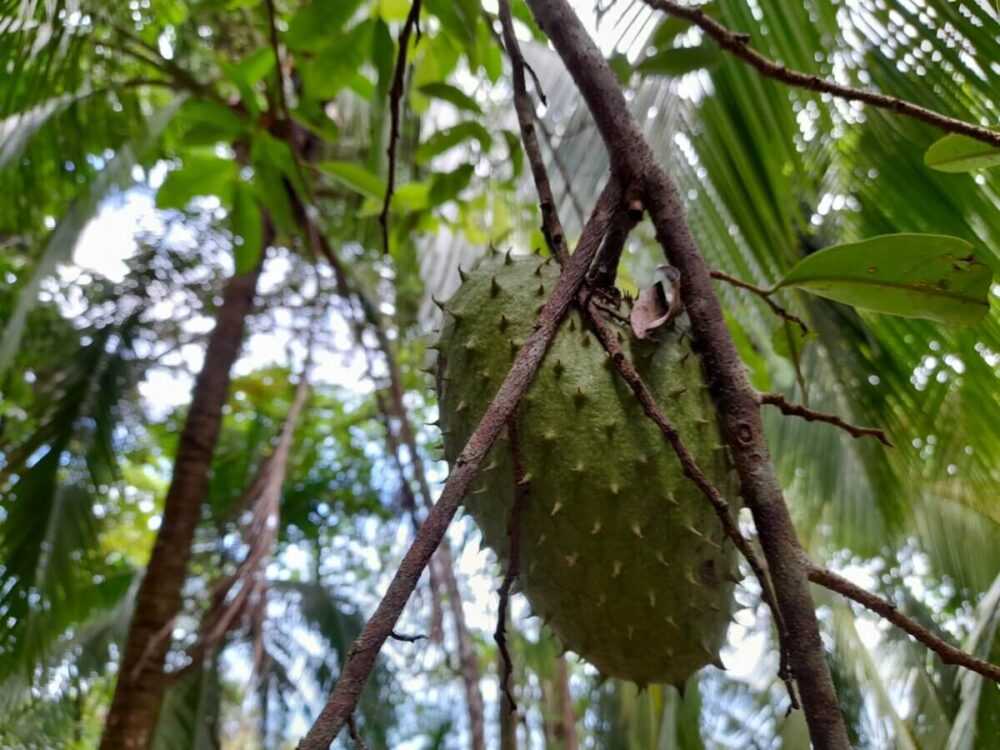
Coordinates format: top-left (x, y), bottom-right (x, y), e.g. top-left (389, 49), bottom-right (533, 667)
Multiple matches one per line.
top-left (643, 0), bottom-right (1000, 148)
top-left (495, 417), bottom-right (528, 714)
top-left (808, 564), bottom-right (1000, 684)
top-left (760, 392), bottom-right (893, 447)
top-left (389, 630), bottom-right (427, 643)
top-left (347, 716), bottom-right (369, 750)
top-left (584, 300), bottom-right (800, 709)
top-left (498, 0), bottom-right (568, 264)
top-left (379, 0), bottom-right (423, 254)
top-left (534, 113), bottom-right (588, 226)
top-left (709, 269), bottom-right (808, 335)
top-left (294, 180), bottom-right (622, 749)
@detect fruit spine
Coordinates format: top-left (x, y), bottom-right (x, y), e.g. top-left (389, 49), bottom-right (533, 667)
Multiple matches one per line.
top-left (435, 251), bottom-right (740, 685)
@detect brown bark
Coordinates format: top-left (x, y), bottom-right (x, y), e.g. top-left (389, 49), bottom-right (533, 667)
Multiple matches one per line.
top-left (295, 181), bottom-right (623, 749)
top-left (522, 1), bottom-right (850, 747)
top-left (358, 259), bottom-right (488, 750)
top-left (99, 247), bottom-right (266, 750)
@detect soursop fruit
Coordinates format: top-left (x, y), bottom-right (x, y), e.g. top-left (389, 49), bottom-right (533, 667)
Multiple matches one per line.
top-left (435, 251), bottom-right (740, 685)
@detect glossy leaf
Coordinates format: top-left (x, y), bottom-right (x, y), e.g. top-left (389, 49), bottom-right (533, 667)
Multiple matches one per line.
top-left (924, 133), bottom-right (1000, 173)
top-left (285, 0), bottom-right (365, 51)
top-left (636, 44), bottom-right (721, 77)
top-left (317, 160), bottom-right (386, 200)
top-left (418, 82), bottom-right (482, 115)
top-left (415, 121), bottom-right (492, 164)
top-left (231, 182), bottom-right (263, 273)
top-left (430, 164), bottom-right (474, 205)
top-left (156, 153), bottom-right (237, 209)
top-left (775, 234), bottom-right (993, 325)
top-left (649, 2), bottom-right (718, 47)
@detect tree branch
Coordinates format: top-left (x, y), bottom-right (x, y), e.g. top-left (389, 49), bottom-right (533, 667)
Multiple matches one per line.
top-left (496, 20), bottom-right (800, 699)
top-left (379, 0), bottom-right (422, 254)
top-left (584, 300), bottom-right (799, 708)
top-left (643, 0), bottom-right (1000, 148)
top-left (294, 180), bottom-right (623, 749)
top-left (709, 269), bottom-right (808, 335)
top-left (263, 0), bottom-right (289, 122)
top-left (808, 564), bottom-right (1000, 684)
top-left (760, 392), bottom-right (893, 447)
top-left (498, 0), bottom-right (568, 265)
top-left (524, 1), bottom-right (850, 746)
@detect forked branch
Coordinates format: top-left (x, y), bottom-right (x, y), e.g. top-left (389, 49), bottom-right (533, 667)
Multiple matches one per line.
top-left (643, 0), bottom-right (1000, 148)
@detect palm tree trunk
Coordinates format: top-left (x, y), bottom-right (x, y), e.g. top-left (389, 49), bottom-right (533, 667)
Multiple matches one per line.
top-left (98, 250), bottom-right (266, 750)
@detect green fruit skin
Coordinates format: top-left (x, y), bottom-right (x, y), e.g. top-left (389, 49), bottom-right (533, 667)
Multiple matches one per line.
top-left (436, 253), bottom-right (740, 685)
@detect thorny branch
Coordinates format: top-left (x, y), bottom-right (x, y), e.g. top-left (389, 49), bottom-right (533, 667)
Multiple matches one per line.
top-left (643, 0), bottom-right (1000, 149)
top-left (709, 269), bottom-right (808, 335)
top-left (379, 0), bottom-right (423, 253)
top-left (760, 392), bottom-right (893, 447)
top-left (295, 180), bottom-right (623, 749)
top-left (808, 565), bottom-right (1000, 684)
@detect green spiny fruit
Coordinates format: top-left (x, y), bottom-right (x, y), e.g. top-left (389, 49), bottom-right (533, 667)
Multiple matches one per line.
top-left (435, 253), bottom-right (740, 685)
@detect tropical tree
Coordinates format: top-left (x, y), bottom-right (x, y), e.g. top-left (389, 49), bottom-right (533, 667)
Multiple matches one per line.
top-left (1, 0), bottom-right (998, 748)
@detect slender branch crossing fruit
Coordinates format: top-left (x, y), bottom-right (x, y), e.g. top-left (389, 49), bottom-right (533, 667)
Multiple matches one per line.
top-left (435, 251), bottom-right (741, 686)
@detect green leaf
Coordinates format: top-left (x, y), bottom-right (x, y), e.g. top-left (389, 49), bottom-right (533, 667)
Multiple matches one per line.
top-left (502, 130), bottom-right (523, 178)
top-left (156, 153), bottom-right (237, 209)
top-left (775, 234), bottom-right (993, 326)
top-left (417, 82), bottom-right (482, 115)
top-left (415, 121), bottom-right (492, 164)
top-left (649, 2), bottom-right (717, 47)
top-left (378, 0), bottom-right (410, 22)
top-left (224, 48), bottom-right (275, 89)
top-left (394, 181), bottom-right (430, 212)
top-left (372, 19), bottom-right (395, 98)
top-left (608, 52), bottom-right (632, 86)
top-left (250, 131), bottom-right (306, 199)
top-left (176, 99), bottom-right (245, 145)
top-left (476, 21), bottom-right (502, 83)
top-left (924, 133), bottom-right (1000, 173)
top-left (285, 0), bottom-right (365, 51)
top-left (0, 99), bottom-right (183, 379)
top-left (231, 182), bottom-right (263, 273)
top-left (430, 164), bottom-right (474, 205)
top-left (424, 0), bottom-right (477, 47)
top-left (317, 161), bottom-right (386, 200)
top-left (300, 21), bottom-right (374, 100)
top-left (636, 44), bottom-right (721, 77)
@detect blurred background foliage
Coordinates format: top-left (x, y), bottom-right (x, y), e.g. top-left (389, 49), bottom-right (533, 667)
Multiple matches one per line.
top-left (0, 0), bottom-right (997, 747)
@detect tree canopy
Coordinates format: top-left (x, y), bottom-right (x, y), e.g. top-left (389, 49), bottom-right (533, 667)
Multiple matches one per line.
top-left (0, 0), bottom-right (998, 748)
